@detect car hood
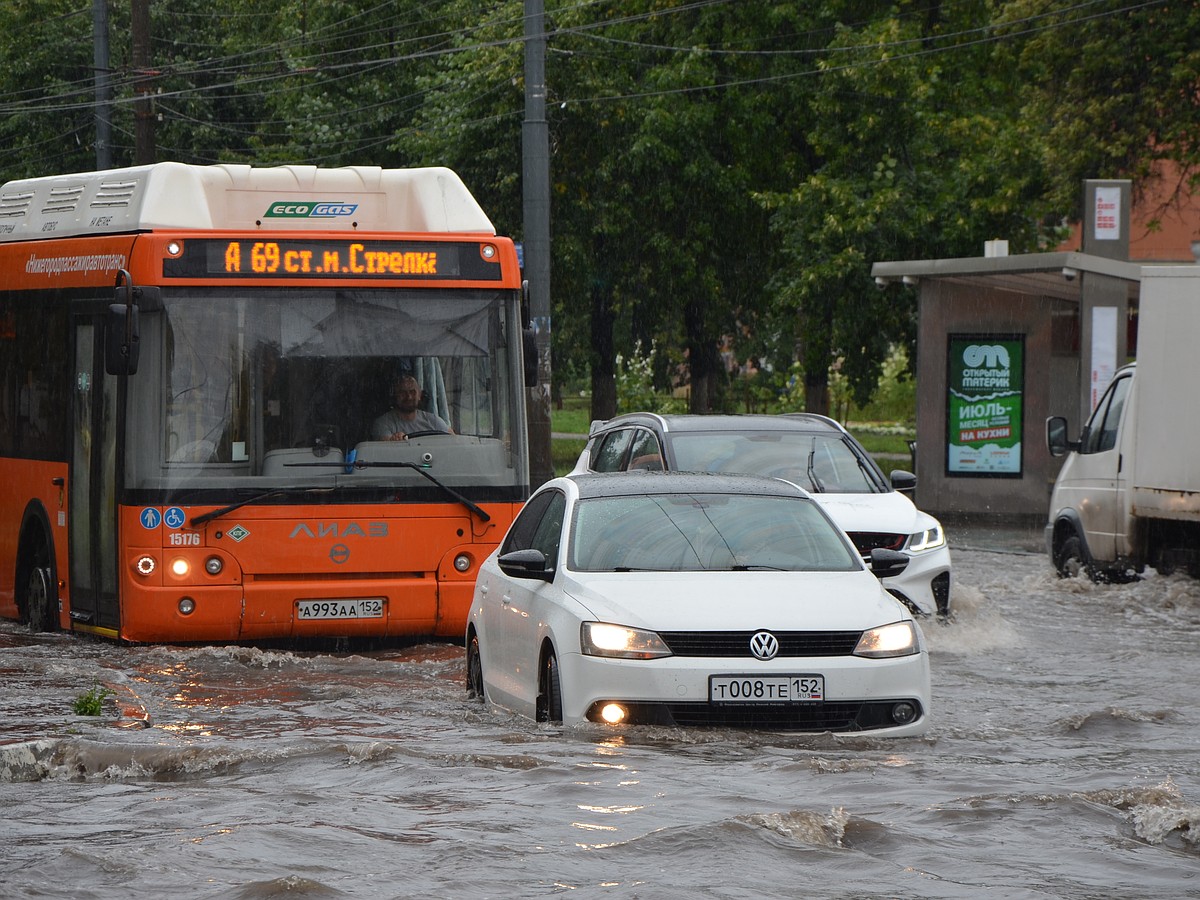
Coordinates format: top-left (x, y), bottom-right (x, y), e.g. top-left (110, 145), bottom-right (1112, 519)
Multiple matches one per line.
top-left (559, 569), bottom-right (908, 633)
top-left (809, 490), bottom-right (935, 534)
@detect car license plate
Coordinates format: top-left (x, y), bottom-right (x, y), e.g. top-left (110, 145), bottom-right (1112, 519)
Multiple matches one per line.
top-left (296, 598), bottom-right (385, 620)
top-left (709, 674), bottom-right (824, 704)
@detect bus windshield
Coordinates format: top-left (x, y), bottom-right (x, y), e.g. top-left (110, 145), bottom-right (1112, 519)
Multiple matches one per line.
top-left (124, 286), bottom-right (526, 494)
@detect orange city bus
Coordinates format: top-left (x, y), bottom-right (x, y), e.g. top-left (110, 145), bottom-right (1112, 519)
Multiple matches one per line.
top-left (0, 162), bottom-right (532, 643)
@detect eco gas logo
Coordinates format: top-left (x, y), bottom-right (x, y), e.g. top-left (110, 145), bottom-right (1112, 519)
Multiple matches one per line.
top-left (264, 201), bottom-right (359, 219)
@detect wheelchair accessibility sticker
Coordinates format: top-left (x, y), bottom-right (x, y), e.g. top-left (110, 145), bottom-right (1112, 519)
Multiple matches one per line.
top-left (140, 507), bottom-right (188, 529)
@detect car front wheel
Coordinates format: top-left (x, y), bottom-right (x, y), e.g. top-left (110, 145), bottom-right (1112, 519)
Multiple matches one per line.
top-left (537, 650), bottom-right (563, 724)
top-left (466, 633), bottom-right (485, 700)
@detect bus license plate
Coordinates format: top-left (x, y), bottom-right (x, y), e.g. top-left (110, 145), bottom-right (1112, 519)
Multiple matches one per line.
top-left (709, 674), bottom-right (824, 704)
top-left (296, 599), bottom-right (385, 620)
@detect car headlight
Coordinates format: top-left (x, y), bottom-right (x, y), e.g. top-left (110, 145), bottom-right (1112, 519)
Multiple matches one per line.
top-left (581, 622), bottom-right (673, 659)
top-left (854, 621), bottom-right (921, 658)
top-left (907, 523), bottom-right (945, 553)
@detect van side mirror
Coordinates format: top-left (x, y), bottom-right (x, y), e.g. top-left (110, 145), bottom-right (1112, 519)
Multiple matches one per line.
top-left (1045, 416), bottom-right (1078, 458)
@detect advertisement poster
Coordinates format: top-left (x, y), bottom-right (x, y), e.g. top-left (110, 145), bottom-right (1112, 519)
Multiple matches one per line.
top-left (946, 335), bottom-right (1024, 477)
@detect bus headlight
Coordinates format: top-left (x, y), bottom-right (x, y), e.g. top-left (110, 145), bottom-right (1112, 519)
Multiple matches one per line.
top-left (454, 553), bottom-right (472, 573)
top-left (178, 597), bottom-right (196, 615)
top-left (135, 556), bottom-right (156, 576)
top-left (204, 556), bottom-right (223, 576)
top-left (170, 558), bottom-right (190, 578)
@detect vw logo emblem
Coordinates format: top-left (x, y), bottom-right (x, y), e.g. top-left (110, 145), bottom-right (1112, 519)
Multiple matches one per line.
top-left (749, 631), bottom-right (779, 660)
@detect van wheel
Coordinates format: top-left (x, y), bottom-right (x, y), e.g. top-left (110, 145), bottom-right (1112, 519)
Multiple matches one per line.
top-left (1055, 533), bottom-right (1089, 580)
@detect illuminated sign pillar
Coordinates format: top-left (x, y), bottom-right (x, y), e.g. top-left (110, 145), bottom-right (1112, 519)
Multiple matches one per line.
top-left (1079, 180), bottom-right (1131, 421)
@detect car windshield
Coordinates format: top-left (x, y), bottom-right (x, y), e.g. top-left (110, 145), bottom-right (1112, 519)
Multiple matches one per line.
top-left (569, 491), bottom-right (860, 572)
top-left (668, 431), bottom-right (885, 493)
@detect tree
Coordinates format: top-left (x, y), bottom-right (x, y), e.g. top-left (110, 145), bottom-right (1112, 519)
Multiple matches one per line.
top-left (760, 3), bottom-right (1049, 412)
top-left (0, 2), bottom-right (103, 178)
top-left (1003, 0), bottom-right (1200, 218)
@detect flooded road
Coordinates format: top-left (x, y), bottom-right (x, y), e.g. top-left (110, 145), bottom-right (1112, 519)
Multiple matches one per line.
top-left (3, 532), bottom-right (1200, 899)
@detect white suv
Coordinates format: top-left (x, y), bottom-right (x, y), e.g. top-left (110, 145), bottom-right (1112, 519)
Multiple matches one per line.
top-left (571, 413), bottom-right (951, 618)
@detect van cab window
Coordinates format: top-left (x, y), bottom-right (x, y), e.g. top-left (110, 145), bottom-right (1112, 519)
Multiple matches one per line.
top-left (1082, 374), bottom-right (1131, 454)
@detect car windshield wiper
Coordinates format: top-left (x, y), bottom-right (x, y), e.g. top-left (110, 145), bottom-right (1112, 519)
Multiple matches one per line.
top-left (189, 486), bottom-right (335, 528)
top-left (806, 437), bottom-right (825, 493)
top-left (730, 564), bottom-right (787, 571)
top-left (288, 456), bottom-right (491, 522)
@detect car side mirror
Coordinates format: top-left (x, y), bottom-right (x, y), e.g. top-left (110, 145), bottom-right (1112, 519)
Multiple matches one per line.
top-left (498, 548), bottom-right (553, 581)
top-left (870, 548), bottom-right (909, 578)
top-left (890, 470), bottom-right (916, 494)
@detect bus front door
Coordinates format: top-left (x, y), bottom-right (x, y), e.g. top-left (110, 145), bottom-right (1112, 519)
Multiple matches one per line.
top-left (69, 319), bottom-right (121, 633)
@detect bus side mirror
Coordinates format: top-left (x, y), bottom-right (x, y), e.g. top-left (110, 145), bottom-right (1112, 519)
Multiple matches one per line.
top-left (105, 301), bottom-right (140, 376)
top-left (523, 327), bottom-right (538, 387)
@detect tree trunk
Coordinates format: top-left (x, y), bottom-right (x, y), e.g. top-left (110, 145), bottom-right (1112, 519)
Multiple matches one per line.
top-left (589, 279), bottom-right (617, 421)
top-left (685, 300), bottom-right (720, 413)
top-left (805, 369), bottom-right (829, 415)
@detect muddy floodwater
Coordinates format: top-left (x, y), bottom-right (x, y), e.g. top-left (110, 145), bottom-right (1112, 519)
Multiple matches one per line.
top-left (3, 529), bottom-right (1200, 899)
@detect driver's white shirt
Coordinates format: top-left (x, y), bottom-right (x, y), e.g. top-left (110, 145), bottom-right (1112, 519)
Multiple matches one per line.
top-left (370, 408), bottom-right (449, 439)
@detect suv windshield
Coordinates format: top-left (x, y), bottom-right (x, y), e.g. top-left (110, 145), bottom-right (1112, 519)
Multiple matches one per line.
top-left (669, 431), bottom-right (885, 493)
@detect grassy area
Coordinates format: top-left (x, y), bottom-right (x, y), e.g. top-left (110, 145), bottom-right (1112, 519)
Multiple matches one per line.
top-left (550, 401), bottom-right (593, 437)
top-left (552, 437), bottom-right (587, 475)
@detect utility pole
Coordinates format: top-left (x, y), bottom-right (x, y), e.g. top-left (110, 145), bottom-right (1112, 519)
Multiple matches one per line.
top-left (92, 0), bottom-right (112, 169)
top-left (523, 0), bottom-right (554, 488)
top-left (132, 0), bottom-right (155, 165)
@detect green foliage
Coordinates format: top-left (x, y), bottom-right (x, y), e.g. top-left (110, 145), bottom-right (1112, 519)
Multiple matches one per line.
top-left (72, 683), bottom-right (112, 717)
top-left (614, 340), bottom-right (686, 415)
top-left (0, 1), bottom-right (1186, 413)
top-left (1002, 0), bottom-right (1200, 218)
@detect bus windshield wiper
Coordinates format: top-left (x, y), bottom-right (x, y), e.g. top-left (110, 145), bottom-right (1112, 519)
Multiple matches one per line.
top-left (189, 487), bottom-right (334, 528)
top-left (288, 457), bottom-right (491, 522)
top-left (353, 460), bottom-right (492, 522)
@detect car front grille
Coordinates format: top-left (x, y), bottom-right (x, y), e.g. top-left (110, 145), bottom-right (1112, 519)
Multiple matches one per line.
top-left (600, 699), bottom-right (923, 732)
top-left (848, 531), bottom-right (906, 556)
top-left (657, 630), bottom-right (862, 657)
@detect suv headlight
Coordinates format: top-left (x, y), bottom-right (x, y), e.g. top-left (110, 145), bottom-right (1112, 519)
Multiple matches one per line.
top-left (854, 621), bottom-right (921, 658)
top-left (907, 523), bottom-right (945, 553)
top-left (581, 622), bottom-right (673, 659)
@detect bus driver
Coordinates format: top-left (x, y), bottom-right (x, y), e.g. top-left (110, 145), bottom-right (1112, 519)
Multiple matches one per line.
top-left (370, 374), bottom-right (452, 440)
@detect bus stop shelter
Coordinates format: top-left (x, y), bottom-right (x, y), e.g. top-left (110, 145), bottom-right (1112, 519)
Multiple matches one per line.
top-left (871, 241), bottom-right (1142, 523)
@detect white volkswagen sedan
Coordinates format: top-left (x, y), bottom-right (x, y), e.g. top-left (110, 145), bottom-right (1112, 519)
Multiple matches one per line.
top-left (466, 471), bottom-right (931, 735)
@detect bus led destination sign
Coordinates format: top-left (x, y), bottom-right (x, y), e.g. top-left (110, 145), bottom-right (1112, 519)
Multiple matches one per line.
top-left (162, 238), bottom-right (504, 282)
